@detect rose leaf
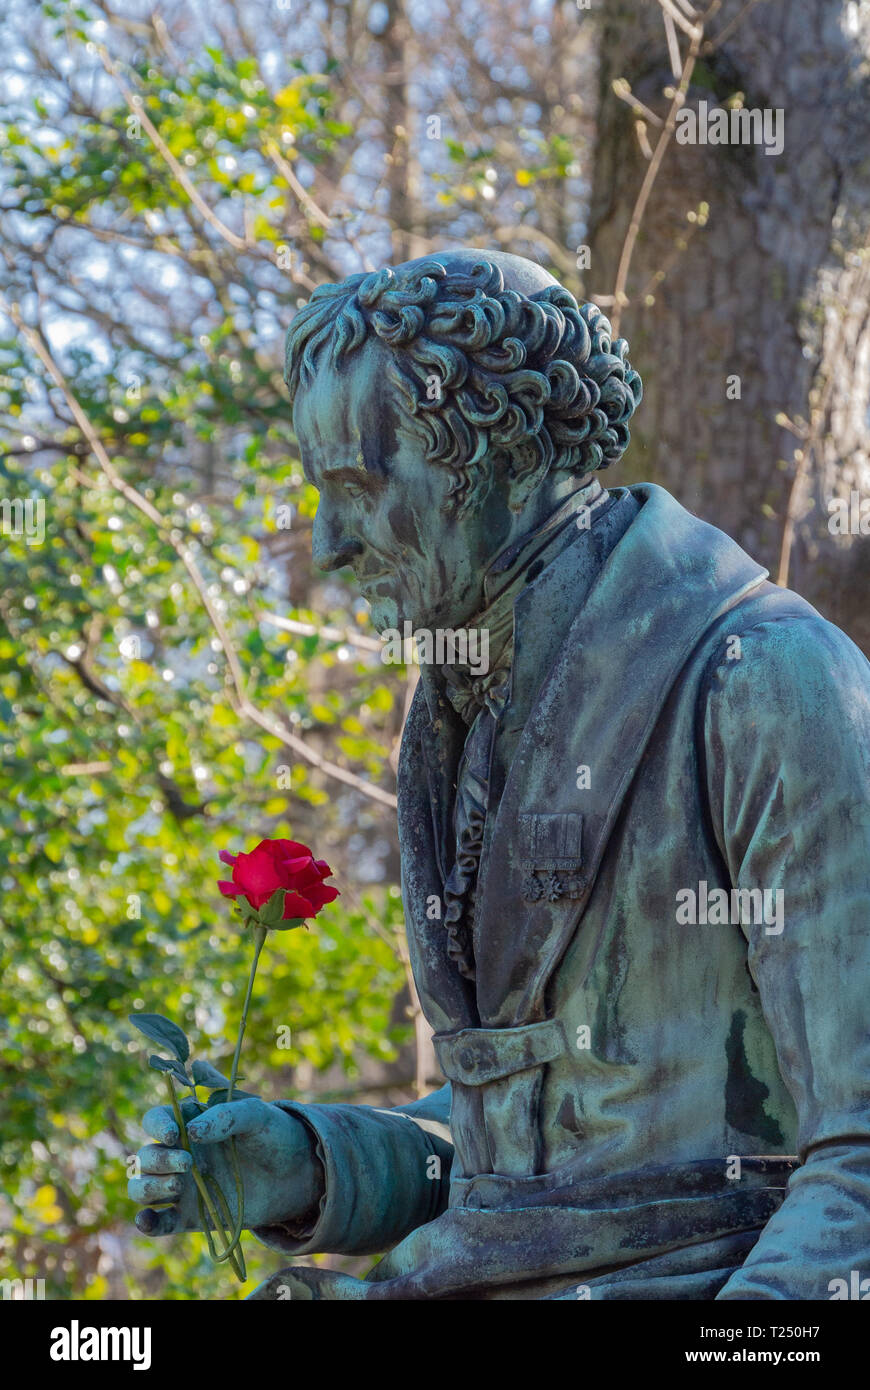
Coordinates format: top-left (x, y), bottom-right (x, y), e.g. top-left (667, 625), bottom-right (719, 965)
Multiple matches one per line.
top-left (129, 1012), bottom-right (190, 1064)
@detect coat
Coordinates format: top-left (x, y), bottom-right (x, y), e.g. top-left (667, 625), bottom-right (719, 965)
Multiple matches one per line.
top-left (251, 483), bottom-right (870, 1300)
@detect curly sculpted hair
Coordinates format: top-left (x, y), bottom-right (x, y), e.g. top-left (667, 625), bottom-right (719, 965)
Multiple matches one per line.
top-left (284, 257), bottom-right (642, 507)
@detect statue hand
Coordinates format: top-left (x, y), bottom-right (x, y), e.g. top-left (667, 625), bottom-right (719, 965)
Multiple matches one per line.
top-left (129, 1097), bottom-right (324, 1236)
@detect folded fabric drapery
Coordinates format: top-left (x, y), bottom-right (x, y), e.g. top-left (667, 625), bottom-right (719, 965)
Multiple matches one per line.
top-left (438, 477), bottom-right (611, 980)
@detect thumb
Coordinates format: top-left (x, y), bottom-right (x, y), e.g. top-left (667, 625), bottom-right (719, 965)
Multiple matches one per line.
top-left (186, 1098), bottom-right (266, 1145)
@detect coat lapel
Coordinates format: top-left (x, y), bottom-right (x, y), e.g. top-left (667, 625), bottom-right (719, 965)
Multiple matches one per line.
top-left (398, 676), bottom-right (478, 1031)
top-left (473, 483), bottom-right (769, 1027)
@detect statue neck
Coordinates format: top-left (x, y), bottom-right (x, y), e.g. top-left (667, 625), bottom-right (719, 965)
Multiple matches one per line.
top-left (437, 475), bottom-right (609, 722)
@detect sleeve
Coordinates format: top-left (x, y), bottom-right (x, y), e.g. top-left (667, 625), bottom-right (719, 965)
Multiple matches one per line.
top-left (251, 1084), bottom-right (453, 1258)
top-left (700, 614), bottom-right (870, 1300)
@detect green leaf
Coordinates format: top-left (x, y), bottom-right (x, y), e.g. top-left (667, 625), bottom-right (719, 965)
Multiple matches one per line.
top-left (191, 1059), bottom-right (236, 1089)
top-left (148, 1055), bottom-right (193, 1089)
top-left (129, 1013), bottom-right (190, 1064)
top-left (235, 896), bottom-right (261, 926)
top-left (259, 888), bottom-right (286, 926)
top-left (271, 916), bottom-right (307, 932)
top-left (205, 1088), bottom-right (257, 1107)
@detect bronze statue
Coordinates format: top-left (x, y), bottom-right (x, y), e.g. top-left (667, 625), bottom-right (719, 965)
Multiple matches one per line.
top-left (131, 250), bottom-right (870, 1300)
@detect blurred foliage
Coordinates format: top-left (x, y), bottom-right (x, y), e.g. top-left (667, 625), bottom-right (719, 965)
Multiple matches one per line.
top-left (1, 0), bottom-right (861, 1301)
top-left (0, 0), bottom-right (423, 1300)
top-left (0, 0), bottom-right (592, 1299)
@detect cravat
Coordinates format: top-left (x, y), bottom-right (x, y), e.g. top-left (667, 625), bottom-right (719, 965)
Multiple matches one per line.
top-left (439, 479), bottom-right (609, 980)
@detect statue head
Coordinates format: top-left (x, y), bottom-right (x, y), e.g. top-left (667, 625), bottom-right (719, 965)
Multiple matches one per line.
top-left (285, 249), bottom-right (642, 631)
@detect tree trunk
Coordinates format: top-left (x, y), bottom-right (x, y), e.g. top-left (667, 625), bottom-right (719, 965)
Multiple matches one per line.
top-left (587, 0), bottom-right (870, 651)
top-left (379, 0), bottom-right (425, 262)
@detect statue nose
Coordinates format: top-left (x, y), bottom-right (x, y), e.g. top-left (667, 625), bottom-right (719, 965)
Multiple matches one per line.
top-left (312, 510), bottom-right (364, 573)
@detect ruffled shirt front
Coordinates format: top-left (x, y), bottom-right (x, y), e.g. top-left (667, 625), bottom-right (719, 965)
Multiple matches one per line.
top-left (438, 479), bottom-right (611, 979)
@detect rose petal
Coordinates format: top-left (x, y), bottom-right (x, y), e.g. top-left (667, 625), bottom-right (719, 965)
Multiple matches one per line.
top-left (302, 883), bottom-right (340, 913)
top-left (218, 850), bottom-right (238, 867)
top-left (281, 890), bottom-right (315, 919)
top-left (313, 859), bottom-right (333, 878)
top-left (284, 854), bottom-right (316, 875)
top-left (232, 847), bottom-right (285, 907)
top-left (257, 838), bottom-right (312, 861)
top-left (288, 860), bottom-right (325, 890)
top-left (218, 880), bottom-right (240, 897)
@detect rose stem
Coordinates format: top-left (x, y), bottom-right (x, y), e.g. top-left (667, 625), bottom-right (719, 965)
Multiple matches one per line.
top-left (219, 923), bottom-right (268, 1261)
top-left (228, 923), bottom-right (267, 1101)
top-left (163, 1073), bottom-right (244, 1280)
top-left (206, 1173), bottom-right (246, 1281)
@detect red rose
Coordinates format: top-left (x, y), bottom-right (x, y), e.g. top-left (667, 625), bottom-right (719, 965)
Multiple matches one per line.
top-left (217, 838), bottom-right (339, 922)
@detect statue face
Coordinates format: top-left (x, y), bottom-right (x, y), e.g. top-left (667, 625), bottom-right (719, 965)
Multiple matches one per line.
top-left (294, 339), bottom-right (508, 632)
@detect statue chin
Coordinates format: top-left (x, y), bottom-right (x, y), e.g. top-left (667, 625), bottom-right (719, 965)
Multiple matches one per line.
top-left (366, 597), bottom-right (401, 632)
top-left (366, 592), bottom-right (437, 635)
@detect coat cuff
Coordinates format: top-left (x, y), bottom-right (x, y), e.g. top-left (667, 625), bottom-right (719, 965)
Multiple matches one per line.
top-left (251, 1099), bottom-right (452, 1257)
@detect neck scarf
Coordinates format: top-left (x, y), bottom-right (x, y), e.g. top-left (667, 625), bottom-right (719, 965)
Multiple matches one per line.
top-left (440, 477), bottom-right (609, 979)
top-left (441, 477), bottom-right (607, 725)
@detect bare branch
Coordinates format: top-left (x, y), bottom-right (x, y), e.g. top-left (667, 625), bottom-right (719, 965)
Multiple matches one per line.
top-left (635, 120), bottom-right (655, 161)
top-left (654, 0), bottom-right (703, 40)
top-left (612, 79), bottom-right (664, 129)
top-left (1, 292), bottom-right (398, 811)
top-left (608, 4), bottom-right (721, 337)
top-left (60, 762), bottom-right (114, 775)
top-left (96, 46), bottom-right (249, 254)
top-left (777, 259), bottom-right (870, 587)
top-left (264, 140), bottom-right (334, 233)
top-left (704, 0), bottom-right (768, 54)
top-left (662, 9), bottom-right (684, 79)
top-left (488, 225), bottom-right (578, 278)
top-left (258, 611), bottom-right (383, 653)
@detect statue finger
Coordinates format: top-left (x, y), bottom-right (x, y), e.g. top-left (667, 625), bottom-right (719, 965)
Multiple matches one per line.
top-left (135, 1206), bottom-right (180, 1236)
top-left (128, 1173), bottom-right (186, 1205)
top-left (141, 1105), bottom-right (180, 1146)
top-left (138, 1144), bottom-right (193, 1176)
top-left (141, 1100), bottom-right (202, 1146)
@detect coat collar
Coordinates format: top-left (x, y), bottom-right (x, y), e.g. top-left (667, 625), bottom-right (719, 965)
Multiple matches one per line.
top-left (412, 485), bottom-right (623, 890)
top-left (399, 482), bottom-right (769, 1031)
top-left (473, 483), bottom-right (769, 1024)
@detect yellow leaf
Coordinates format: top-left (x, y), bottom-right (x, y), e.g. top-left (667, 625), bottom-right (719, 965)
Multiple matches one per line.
top-left (31, 1185), bottom-right (63, 1224)
top-left (369, 685), bottom-right (393, 714)
top-left (274, 84), bottom-right (304, 116)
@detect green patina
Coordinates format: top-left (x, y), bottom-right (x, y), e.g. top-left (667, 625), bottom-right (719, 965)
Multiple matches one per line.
top-left (132, 250), bottom-right (870, 1302)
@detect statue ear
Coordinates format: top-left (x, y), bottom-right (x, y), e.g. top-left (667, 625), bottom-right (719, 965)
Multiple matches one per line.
top-left (505, 439), bottom-right (551, 513)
